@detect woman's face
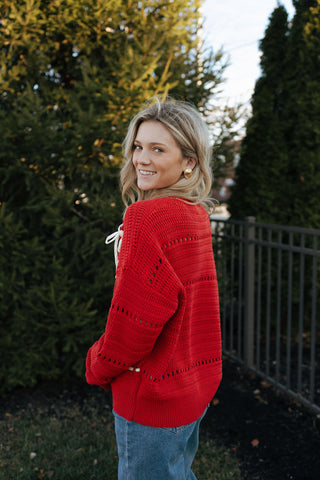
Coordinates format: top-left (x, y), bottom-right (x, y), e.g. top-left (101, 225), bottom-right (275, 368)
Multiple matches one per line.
top-left (132, 120), bottom-right (195, 191)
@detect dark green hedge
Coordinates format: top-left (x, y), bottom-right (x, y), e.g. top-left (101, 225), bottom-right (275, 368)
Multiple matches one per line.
top-left (0, 187), bottom-right (122, 394)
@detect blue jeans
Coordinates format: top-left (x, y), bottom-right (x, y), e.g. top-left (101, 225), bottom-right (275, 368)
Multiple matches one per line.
top-left (113, 408), bottom-right (207, 480)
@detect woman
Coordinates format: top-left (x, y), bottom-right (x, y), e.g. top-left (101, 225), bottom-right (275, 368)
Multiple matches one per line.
top-left (86, 98), bottom-right (222, 480)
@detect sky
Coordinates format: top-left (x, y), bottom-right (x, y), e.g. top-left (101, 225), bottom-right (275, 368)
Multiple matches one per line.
top-left (202, 0), bottom-right (295, 107)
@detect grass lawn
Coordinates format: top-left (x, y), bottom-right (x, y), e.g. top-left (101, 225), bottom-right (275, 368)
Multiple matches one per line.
top-left (0, 397), bottom-right (241, 480)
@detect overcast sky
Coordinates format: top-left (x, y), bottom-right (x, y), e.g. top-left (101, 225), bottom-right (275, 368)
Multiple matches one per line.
top-left (202, 0), bottom-right (295, 106)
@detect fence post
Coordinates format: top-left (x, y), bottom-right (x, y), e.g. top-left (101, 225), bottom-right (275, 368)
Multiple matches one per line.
top-left (244, 216), bottom-right (255, 368)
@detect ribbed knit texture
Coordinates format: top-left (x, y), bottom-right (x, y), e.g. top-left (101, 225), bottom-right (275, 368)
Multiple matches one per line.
top-left (86, 197), bottom-right (222, 427)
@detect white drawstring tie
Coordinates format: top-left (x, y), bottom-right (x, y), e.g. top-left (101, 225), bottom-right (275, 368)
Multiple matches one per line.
top-left (105, 224), bottom-right (123, 268)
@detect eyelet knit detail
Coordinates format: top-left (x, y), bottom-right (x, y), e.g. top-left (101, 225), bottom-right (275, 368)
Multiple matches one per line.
top-left (111, 303), bottom-right (163, 330)
top-left (162, 235), bottom-right (199, 250)
top-left (141, 356), bottom-right (222, 383)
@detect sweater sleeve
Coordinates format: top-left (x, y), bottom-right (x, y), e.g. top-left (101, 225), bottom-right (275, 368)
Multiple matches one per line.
top-left (85, 202), bottom-right (183, 389)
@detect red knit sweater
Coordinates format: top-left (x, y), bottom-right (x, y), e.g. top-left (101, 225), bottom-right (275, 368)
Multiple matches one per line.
top-left (86, 197), bottom-right (222, 427)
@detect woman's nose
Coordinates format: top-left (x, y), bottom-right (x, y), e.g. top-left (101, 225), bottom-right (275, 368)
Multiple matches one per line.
top-left (139, 150), bottom-right (151, 164)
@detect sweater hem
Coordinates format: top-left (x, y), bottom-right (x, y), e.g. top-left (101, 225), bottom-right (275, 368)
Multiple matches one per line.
top-left (112, 369), bottom-right (222, 428)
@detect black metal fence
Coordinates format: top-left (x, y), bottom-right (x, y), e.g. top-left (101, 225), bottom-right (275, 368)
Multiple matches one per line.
top-left (211, 217), bottom-right (320, 415)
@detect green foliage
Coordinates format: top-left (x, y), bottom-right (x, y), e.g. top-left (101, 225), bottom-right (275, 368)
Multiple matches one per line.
top-left (283, 0), bottom-right (320, 228)
top-left (211, 103), bottom-right (247, 186)
top-left (229, 0), bottom-right (320, 228)
top-left (0, 201), bottom-right (114, 393)
top-left (0, 0), bottom-right (238, 393)
top-left (229, 5), bottom-right (289, 223)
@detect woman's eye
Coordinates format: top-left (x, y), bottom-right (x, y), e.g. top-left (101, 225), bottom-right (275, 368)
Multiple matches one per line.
top-left (133, 144), bottom-right (142, 151)
top-left (154, 147), bottom-right (163, 153)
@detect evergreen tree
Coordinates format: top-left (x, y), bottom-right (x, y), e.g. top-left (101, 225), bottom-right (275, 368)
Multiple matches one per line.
top-left (283, 0), bottom-right (320, 227)
top-left (229, 0), bottom-right (320, 228)
top-left (228, 5), bottom-right (289, 222)
top-left (0, 0), bottom-right (233, 392)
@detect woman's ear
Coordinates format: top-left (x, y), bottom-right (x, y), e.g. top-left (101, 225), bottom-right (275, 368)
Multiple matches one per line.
top-left (186, 157), bottom-right (197, 171)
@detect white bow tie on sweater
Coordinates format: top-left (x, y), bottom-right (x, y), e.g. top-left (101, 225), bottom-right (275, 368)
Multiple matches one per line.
top-left (105, 224), bottom-right (123, 268)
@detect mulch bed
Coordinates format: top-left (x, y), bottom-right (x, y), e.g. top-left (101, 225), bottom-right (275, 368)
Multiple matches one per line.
top-left (203, 357), bottom-right (320, 480)
top-left (1, 357), bottom-right (319, 479)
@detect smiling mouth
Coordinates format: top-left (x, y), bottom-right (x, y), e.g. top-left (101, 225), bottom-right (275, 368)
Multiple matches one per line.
top-left (139, 169), bottom-right (157, 176)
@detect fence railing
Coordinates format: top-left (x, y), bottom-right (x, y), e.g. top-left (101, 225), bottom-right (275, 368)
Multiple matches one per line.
top-left (211, 217), bottom-right (320, 415)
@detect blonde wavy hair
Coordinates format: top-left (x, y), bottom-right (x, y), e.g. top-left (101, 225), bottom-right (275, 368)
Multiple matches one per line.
top-left (120, 97), bottom-right (214, 212)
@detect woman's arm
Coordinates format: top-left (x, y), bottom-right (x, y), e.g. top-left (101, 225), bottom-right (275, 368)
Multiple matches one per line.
top-left (85, 201), bottom-right (183, 388)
